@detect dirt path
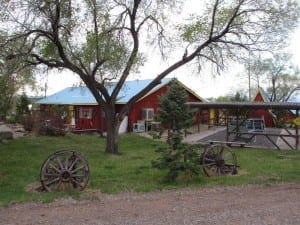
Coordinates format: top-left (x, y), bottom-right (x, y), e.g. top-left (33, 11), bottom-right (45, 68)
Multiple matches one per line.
top-left (1, 182), bottom-right (299, 225)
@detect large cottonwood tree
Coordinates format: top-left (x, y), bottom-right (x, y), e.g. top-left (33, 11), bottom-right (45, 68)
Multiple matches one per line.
top-left (247, 53), bottom-right (300, 101)
top-left (0, 0), bottom-right (299, 154)
top-left (0, 49), bottom-right (34, 120)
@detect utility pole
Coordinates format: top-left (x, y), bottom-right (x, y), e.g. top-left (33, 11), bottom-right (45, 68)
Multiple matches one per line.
top-left (248, 51), bottom-right (251, 101)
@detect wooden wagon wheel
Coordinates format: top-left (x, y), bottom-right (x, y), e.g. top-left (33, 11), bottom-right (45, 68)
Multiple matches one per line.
top-left (201, 144), bottom-right (237, 177)
top-left (40, 150), bottom-right (89, 192)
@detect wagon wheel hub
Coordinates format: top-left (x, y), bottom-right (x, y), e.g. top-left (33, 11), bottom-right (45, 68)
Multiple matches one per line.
top-left (215, 154), bottom-right (225, 167)
top-left (61, 170), bottom-right (72, 182)
top-left (215, 158), bottom-right (225, 167)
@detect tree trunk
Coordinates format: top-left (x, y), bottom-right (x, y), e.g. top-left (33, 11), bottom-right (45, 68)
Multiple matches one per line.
top-left (105, 125), bottom-right (119, 154)
top-left (104, 108), bottom-right (121, 154)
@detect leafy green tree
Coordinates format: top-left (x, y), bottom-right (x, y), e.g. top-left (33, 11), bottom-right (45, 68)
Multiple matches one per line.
top-left (215, 90), bottom-right (248, 102)
top-left (1, 0), bottom-right (299, 154)
top-left (0, 55), bottom-right (35, 120)
top-left (215, 95), bottom-right (230, 102)
top-left (247, 53), bottom-right (300, 101)
top-left (230, 91), bottom-right (248, 102)
top-left (0, 73), bottom-right (15, 120)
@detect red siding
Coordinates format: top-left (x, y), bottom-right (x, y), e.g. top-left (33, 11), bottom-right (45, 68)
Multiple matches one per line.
top-left (254, 93), bottom-right (264, 102)
top-left (75, 106), bottom-right (104, 130)
top-left (128, 86), bottom-right (166, 132)
top-left (252, 92), bottom-right (275, 127)
top-left (250, 109), bottom-right (274, 127)
top-left (128, 84), bottom-right (203, 131)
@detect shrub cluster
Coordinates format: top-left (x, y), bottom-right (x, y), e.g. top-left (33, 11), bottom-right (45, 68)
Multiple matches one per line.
top-left (38, 119), bottom-right (66, 136)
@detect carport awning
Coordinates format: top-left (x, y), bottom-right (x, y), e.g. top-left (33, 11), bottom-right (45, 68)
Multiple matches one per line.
top-left (187, 102), bottom-right (300, 110)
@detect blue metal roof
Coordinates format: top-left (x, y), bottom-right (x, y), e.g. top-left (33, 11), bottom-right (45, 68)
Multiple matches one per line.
top-left (37, 86), bottom-right (97, 105)
top-left (37, 78), bottom-right (173, 105)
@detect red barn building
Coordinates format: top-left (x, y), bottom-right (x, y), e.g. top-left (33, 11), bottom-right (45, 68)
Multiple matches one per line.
top-left (251, 87), bottom-right (275, 127)
top-left (37, 78), bottom-right (206, 133)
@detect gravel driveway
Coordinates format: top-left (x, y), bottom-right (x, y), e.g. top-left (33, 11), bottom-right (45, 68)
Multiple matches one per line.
top-left (1, 182), bottom-right (299, 225)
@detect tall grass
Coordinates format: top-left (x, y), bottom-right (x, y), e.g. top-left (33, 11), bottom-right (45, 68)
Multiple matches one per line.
top-left (0, 133), bottom-right (299, 205)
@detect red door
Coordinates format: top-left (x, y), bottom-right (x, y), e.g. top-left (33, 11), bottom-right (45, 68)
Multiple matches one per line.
top-left (75, 106), bottom-right (94, 129)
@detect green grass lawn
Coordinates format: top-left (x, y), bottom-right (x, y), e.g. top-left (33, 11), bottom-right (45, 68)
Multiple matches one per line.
top-left (0, 133), bottom-right (299, 205)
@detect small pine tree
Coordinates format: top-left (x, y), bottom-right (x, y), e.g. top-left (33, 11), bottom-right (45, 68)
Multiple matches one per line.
top-left (152, 79), bottom-right (200, 182)
top-left (156, 79), bottom-right (195, 150)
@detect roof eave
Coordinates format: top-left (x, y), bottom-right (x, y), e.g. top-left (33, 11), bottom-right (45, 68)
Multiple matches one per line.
top-left (187, 102), bottom-right (300, 110)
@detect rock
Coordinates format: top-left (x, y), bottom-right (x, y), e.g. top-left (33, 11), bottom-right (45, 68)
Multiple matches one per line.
top-left (0, 124), bottom-right (14, 142)
top-left (0, 131), bottom-right (13, 141)
top-left (0, 123), bottom-right (26, 140)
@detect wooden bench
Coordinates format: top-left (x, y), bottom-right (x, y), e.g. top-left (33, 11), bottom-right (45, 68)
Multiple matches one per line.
top-left (208, 140), bottom-right (246, 148)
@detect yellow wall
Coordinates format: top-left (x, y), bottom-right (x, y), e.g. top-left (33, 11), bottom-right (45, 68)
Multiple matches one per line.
top-left (209, 109), bottom-right (215, 125)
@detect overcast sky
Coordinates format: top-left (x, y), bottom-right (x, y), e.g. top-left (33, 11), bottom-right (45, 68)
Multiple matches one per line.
top-left (33, 0), bottom-right (300, 99)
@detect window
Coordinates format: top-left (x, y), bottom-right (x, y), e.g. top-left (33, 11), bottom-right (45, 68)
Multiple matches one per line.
top-left (141, 108), bottom-right (154, 121)
top-left (79, 107), bottom-right (92, 119)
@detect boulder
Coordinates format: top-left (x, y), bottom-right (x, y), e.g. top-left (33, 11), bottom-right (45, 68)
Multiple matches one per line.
top-left (0, 131), bottom-right (13, 142)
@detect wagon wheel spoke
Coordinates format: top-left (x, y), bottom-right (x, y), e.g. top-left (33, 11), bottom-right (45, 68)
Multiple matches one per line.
top-left (71, 179), bottom-right (85, 189)
top-left (72, 174), bottom-right (87, 178)
top-left (68, 158), bottom-right (79, 170)
top-left (64, 154), bottom-right (72, 169)
top-left (48, 163), bottom-right (61, 173)
top-left (222, 153), bottom-right (236, 163)
top-left (223, 163), bottom-right (236, 167)
top-left (207, 165), bottom-right (220, 176)
top-left (201, 145), bottom-right (217, 176)
top-left (217, 167), bottom-right (221, 175)
top-left (204, 162), bottom-right (217, 166)
top-left (202, 157), bottom-right (215, 162)
top-left (71, 165), bottom-right (85, 174)
top-left (42, 172), bottom-right (61, 178)
top-left (43, 177), bottom-right (60, 187)
top-left (40, 150), bottom-right (89, 192)
top-left (56, 157), bottom-right (64, 170)
top-left (221, 147), bottom-right (237, 174)
top-left (65, 153), bottom-right (78, 169)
